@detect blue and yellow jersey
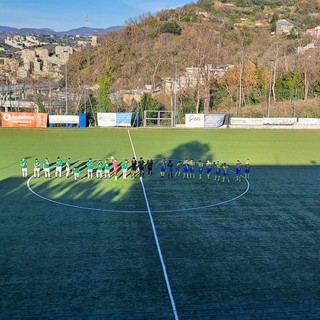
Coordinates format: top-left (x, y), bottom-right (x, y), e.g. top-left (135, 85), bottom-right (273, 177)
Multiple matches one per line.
top-left (160, 159), bottom-right (166, 171)
top-left (183, 159), bottom-right (189, 172)
top-left (188, 159), bottom-right (195, 172)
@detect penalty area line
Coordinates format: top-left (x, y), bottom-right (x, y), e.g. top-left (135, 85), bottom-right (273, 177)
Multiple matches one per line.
top-left (127, 129), bottom-right (180, 320)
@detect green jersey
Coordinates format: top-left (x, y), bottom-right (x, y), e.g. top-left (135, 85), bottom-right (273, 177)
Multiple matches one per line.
top-left (20, 159), bottom-right (27, 169)
top-left (121, 161), bottom-right (128, 170)
top-left (66, 159), bottom-right (71, 168)
top-left (56, 158), bottom-right (63, 167)
top-left (43, 159), bottom-right (50, 169)
top-left (73, 168), bottom-right (80, 174)
top-left (97, 162), bottom-right (104, 171)
top-left (34, 160), bottom-right (41, 168)
top-left (87, 160), bottom-right (94, 170)
top-left (104, 162), bottom-right (110, 170)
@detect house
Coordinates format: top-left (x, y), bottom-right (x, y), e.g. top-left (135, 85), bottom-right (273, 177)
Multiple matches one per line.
top-left (306, 26), bottom-right (320, 39)
top-left (276, 19), bottom-right (294, 35)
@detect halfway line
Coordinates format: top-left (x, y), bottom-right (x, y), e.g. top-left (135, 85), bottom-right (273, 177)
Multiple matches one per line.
top-left (127, 129), bottom-right (179, 320)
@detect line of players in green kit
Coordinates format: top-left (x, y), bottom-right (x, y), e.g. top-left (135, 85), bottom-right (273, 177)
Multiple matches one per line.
top-left (21, 156), bottom-right (149, 181)
top-left (20, 156), bottom-right (250, 182)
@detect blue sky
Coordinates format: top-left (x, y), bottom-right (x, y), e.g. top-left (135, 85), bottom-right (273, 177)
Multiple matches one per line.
top-left (0, 0), bottom-right (194, 31)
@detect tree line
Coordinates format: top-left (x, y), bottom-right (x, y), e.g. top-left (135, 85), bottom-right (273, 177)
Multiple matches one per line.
top-left (65, 0), bottom-right (320, 123)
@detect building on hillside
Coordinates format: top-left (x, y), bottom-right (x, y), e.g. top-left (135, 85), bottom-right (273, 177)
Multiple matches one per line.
top-left (276, 19), bottom-right (294, 35)
top-left (5, 36), bottom-right (24, 49)
top-left (55, 46), bottom-right (73, 63)
top-left (255, 18), bottom-right (269, 27)
top-left (306, 26), bottom-right (320, 39)
top-left (35, 48), bottom-right (49, 59)
top-left (17, 46), bottom-right (72, 80)
top-left (164, 64), bottom-right (234, 94)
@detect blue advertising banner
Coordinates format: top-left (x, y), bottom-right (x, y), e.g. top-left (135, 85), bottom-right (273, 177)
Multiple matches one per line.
top-left (116, 113), bottom-right (132, 127)
top-left (204, 114), bottom-right (225, 128)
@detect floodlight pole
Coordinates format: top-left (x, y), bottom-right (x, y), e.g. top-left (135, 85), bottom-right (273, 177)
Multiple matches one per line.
top-left (267, 60), bottom-right (274, 118)
top-left (173, 62), bottom-right (178, 127)
top-left (65, 62), bottom-right (68, 115)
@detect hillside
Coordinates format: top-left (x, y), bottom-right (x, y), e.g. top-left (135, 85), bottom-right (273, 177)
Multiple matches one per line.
top-left (66, 0), bottom-right (320, 118)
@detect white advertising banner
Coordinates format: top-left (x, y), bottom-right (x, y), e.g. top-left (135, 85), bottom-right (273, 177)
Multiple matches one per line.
top-left (230, 117), bottom-right (264, 126)
top-left (97, 112), bottom-right (117, 127)
top-left (185, 114), bottom-right (204, 128)
top-left (49, 115), bottom-right (79, 124)
top-left (298, 118), bottom-right (320, 125)
top-left (97, 112), bottom-right (132, 127)
top-left (263, 118), bottom-right (297, 125)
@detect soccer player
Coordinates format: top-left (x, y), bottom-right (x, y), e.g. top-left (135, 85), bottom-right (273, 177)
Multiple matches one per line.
top-left (188, 159), bottom-right (195, 178)
top-left (222, 163), bottom-right (230, 183)
top-left (73, 167), bottom-right (80, 181)
top-left (33, 158), bottom-right (41, 178)
top-left (131, 157), bottom-right (138, 178)
top-left (96, 160), bottom-right (104, 179)
top-left (183, 158), bottom-right (189, 178)
top-left (104, 159), bottom-right (111, 179)
top-left (121, 159), bottom-right (128, 179)
top-left (138, 157), bottom-right (145, 178)
top-left (214, 161), bottom-right (221, 181)
top-left (55, 157), bottom-right (63, 178)
top-left (160, 158), bottom-right (166, 177)
top-left (167, 160), bottom-right (174, 179)
top-left (147, 158), bottom-right (153, 176)
top-left (235, 160), bottom-right (242, 182)
top-left (20, 158), bottom-right (28, 178)
top-left (112, 158), bottom-right (119, 180)
top-left (245, 159), bottom-right (250, 180)
top-left (175, 160), bottom-right (183, 177)
top-left (65, 157), bottom-right (71, 179)
top-left (197, 160), bottom-right (204, 179)
top-left (43, 157), bottom-right (50, 178)
top-left (206, 160), bottom-right (212, 179)
top-left (86, 158), bottom-right (94, 179)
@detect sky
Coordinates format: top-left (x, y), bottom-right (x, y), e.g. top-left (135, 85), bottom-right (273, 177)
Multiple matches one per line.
top-left (0, 0), bottom-right (194, 31)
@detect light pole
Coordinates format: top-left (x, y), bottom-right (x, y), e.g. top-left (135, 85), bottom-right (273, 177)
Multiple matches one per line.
top-left (267, 60), bottom-right (274, 118)
top-left (65, 62), bottom-right (68, 115)
top-left (173, 61), bottom-right (179, 127)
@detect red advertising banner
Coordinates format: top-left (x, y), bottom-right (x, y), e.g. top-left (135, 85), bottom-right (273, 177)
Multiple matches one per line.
top-left (1, 112), bottom-right (48, 128)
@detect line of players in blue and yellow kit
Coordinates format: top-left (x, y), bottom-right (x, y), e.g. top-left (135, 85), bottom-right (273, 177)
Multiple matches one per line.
top-left (163, 158), bottom-right (251, 182)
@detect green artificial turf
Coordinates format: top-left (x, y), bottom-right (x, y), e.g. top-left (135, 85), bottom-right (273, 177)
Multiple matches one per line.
top-left (1, 127), bottom-right (320, 319)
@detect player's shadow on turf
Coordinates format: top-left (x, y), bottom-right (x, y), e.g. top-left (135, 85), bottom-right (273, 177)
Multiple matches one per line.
top-left (22, 141), bottom-right (216, 212)
top-left (154, 140), bottom-right (214, 165)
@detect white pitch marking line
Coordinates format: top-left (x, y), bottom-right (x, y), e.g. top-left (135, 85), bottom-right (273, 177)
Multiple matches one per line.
top-left (27, 175), bottom-right (249, 214)
top-left (127, 129), bottom-right (180, 320)
top-left (27, 177), bottom-right (146, 213)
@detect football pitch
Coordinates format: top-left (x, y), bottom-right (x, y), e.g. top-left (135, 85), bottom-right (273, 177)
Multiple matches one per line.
top-left (1, 127), bottom-right (320, 319)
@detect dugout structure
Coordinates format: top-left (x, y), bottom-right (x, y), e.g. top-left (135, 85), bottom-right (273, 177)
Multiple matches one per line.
top-left (143, 110), bottom-right (174, 127)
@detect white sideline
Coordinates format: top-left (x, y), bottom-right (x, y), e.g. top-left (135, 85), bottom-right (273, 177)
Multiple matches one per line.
top-left (127, 129), bottom-right (180, 320)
